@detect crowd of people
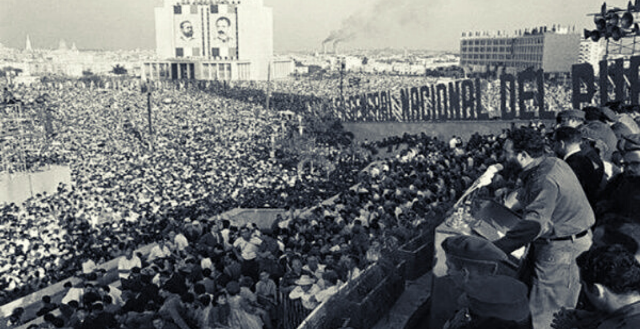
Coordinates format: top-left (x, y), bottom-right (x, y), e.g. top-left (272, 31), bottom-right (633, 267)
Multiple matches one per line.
top-left (2, 72), bottom-right (640, 329)
top-left (0, 84), bottom-right (372, 308)
top-left (0, 78), bottom-right (531, 329)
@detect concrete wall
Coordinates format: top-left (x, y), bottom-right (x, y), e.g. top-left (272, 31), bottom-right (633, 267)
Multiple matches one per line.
top-left (0, 165), bottom-right (72, 205)
top-left (223, 208), bottom-right (285, 230)
top-left (342, 120), bottom-right (555, 144)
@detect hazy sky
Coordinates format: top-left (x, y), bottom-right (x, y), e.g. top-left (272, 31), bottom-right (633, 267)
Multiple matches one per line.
top-left (0, 0), bottom-right (616, 52)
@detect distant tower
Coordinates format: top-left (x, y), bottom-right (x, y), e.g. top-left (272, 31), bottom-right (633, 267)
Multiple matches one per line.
top-left (71, 42), bottom-right (78, 52)
top-left (25, 35), bottom-right (32, 52)
top-left (58, 39), bottom-right (68, 51)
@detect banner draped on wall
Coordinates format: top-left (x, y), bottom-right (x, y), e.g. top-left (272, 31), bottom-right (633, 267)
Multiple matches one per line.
top-left (174, 4), bottom-right (203, 57)
top-left (209, 4), bottom-right (237, 59)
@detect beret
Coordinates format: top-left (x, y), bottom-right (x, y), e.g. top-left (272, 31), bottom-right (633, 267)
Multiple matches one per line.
top-left (442, 235), bottom-right (508, 263)
top-left (601, 107), bottom-right (620, 122)
top-left (461, 275), bottom-right (530, 322)
top-left (618, 134), bottom-right (640, 154)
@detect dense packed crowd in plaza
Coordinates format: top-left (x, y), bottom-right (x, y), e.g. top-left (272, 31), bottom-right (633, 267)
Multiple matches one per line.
top-left (1, 75), bottom-right (640, 329)
top-left (0, 84), bottom-right (370, 306)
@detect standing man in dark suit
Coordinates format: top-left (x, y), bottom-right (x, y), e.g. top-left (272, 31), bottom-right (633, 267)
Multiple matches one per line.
top-left (553, 126), bottom-right (603, 208)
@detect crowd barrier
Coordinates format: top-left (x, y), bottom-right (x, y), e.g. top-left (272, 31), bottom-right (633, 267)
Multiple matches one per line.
top-left (296, 258), bottom-right (408, 329)
top-left (398, 233), bottom-right (435, 281)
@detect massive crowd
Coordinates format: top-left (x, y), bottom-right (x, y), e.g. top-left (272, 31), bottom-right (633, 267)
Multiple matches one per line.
top-left (1, 74), bottom-right (640, 329)
top-left (0, 79), bottom-right (508, 329)
top-left (0, 84), bottom-right (369, 308)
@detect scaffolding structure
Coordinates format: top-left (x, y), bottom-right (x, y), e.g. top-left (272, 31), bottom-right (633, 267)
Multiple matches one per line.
top-left (605, 33), bottom-right (640, 59)
top-left (0, 104), bottom-right (45, 173)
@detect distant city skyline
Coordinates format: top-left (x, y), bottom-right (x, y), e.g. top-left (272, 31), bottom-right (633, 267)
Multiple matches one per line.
top-left (0, 0), bottom-right (619, 52)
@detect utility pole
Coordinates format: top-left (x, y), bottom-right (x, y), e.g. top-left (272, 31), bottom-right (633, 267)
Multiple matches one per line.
top-left (266, 62), bottom-right (272, 111)
top-left (339, 59), bottom-right (345, 100)
top-left (147, 90), bottom-right (153, 152)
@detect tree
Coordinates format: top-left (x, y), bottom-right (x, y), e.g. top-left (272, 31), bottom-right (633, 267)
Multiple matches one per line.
top-left (111, 64), bottom-right (128, 75)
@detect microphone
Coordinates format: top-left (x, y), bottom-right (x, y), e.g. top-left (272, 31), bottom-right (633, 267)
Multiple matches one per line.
top-left (473, 164), bottom-right (504, 189)
top-left (454, 163), bottom-right (504, 209)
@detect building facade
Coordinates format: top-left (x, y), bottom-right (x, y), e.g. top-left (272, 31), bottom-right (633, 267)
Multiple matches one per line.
top-left (143, 0), bottom-right (292, 81)
top-left (579, 39), bottom-right (606, 70)
top-left (459, 27), bottom-right (581, 76)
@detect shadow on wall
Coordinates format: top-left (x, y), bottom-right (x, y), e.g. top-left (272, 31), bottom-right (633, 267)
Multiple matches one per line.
top-left (343, 120), bottom-right (555, 144)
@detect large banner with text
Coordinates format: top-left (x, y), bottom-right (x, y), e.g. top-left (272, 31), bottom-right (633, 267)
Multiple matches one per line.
top-left (331, 56), bottom-right (640, 122)
top-left (331, 68), bottom-right (556, 122)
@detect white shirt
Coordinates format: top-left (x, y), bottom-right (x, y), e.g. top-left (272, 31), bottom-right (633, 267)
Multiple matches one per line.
top-left (221, 229), bottom-right (232, 250)
top-left (61, 287), bottom-right (84, 304)
top-left (81, 259), bottom-right (96, 274)
top-left (147, 244), bottom-right (171, 262)
top-left (315, 285), bottom-right (339, 304)
top-left (289, 284), bottom-right (320, 310)
top-left (233, 236), bottom-right (262, 260)
top-left (174, 233), bottom-right (189, 251)
top-left (347, 267), bottom-right (361, 281)
top-left (117, 255), bottom-right (141, 279)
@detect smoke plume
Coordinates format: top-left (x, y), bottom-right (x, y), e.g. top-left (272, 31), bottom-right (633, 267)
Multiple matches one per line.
top-left (323, 0), bottom-right (434, 46)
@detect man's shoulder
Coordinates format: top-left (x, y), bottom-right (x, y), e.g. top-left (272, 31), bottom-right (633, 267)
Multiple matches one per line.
top-left (565, 153), bottom-right (595, 168)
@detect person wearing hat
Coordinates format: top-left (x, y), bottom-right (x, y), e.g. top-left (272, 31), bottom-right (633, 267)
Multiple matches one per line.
top-left (289, 274), bottom-right (320, 310)
top-left (433, 235), bottom-right (517, 329)
top-left (494, 127), bottom-right (595, 329)
top-left (596, 133), bottom-right (640, 222)
top-left (443, 275), bottom-right (531, 329)
top-left (581, 106), bottom-right (619, 162)
top-left (442, 235), bottom-right (516, 284)
top-left (610, 104), bottom-right (640, 138)
top-left (555, 110), bottom-right (602, 166)
top-left (557, 109), bottom-right (586, 129)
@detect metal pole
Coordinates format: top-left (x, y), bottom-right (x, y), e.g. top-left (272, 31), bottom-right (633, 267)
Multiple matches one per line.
top-left (340, 60), bottom-right (345, 100)
top-left (266, 62), bottom-right (272, 111)
top-left (147, 91), bottom-right (153, 151)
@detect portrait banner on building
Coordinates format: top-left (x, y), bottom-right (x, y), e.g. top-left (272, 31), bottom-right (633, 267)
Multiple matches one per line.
top-left (174, 4), bottom-right (203, 57)
top-left (209, 4), bottom-right (237, 59)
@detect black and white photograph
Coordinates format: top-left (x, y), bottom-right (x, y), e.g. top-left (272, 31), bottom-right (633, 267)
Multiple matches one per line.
top-left (1, 0), bottom-right (640, 328)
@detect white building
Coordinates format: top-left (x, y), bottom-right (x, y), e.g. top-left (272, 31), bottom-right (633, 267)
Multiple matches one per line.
top-left (579, 39), bottom-right (606, 69)
top-left (143, 0), bottom-right (292, 81)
